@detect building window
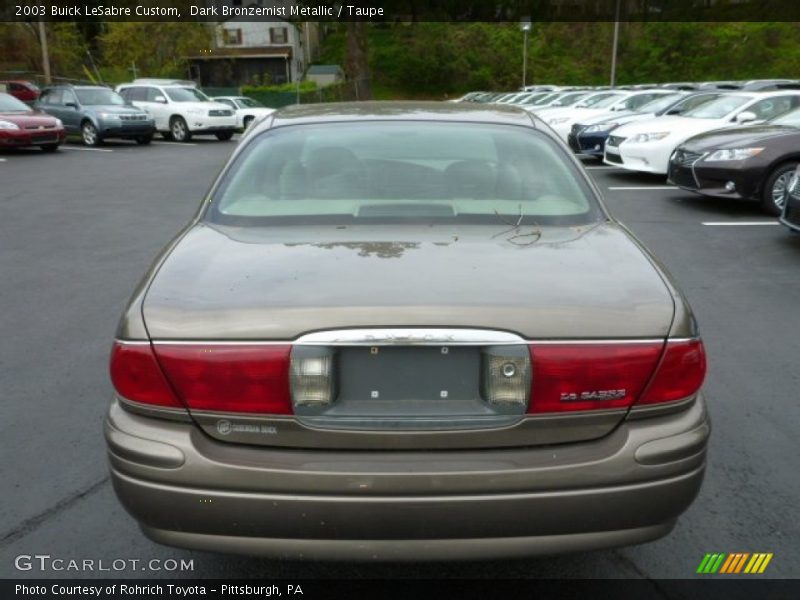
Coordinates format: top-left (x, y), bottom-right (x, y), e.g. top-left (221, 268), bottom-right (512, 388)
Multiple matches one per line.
top-left (224, 28), bottom-right (242, 45)
top-left (270, 27), bottom-right (288, 44)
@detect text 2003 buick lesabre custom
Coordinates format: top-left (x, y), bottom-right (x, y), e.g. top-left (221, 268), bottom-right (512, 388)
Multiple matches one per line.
top-left (106, 102), bottom-right (709, 560)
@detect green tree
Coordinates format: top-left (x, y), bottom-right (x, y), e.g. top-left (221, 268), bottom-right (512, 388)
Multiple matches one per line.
top-left (99, 22), bottom-right (211, 81)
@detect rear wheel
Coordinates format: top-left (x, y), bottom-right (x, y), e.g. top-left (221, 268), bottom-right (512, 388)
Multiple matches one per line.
top-left (40, 144), bottom-right (59, 153)
top-left (215, 131), bottom-right (234, 141)
top-left (170, 117), bottom-right (191, 142)
top-left (135, 134), bottom-right (153, 145)
top-left (762, 162), bottom-right (798, 216)
top-left (81, 121), bottom-right (102, 146)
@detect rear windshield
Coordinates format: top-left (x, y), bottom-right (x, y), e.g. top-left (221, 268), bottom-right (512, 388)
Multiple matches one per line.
top-left (209, 121), bottom-right (601, 226)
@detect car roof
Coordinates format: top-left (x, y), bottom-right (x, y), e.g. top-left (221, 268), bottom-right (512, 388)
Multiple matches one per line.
top-left (43, 84), bottom-right (109, 90)
top-left (264, 101), bottom-right (538, 131)
top-left (118, 82), bottom-right (192, 89)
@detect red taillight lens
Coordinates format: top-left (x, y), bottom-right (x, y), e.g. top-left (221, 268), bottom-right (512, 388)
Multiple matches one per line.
top-left (528, 343), bottom-right (664, 413)
top-left (639, 339), bottom-right (706, 405)
top-left (109, 342), bottom-right (184, 409)
top-left (152, 344), bottom-right (293, 414)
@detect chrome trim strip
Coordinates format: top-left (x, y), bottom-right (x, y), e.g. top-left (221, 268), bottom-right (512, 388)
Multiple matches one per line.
top-left (529, 338), bottom-right (664, 345)
top-left (117, 396), bottom-right (192, 423)
top-left (114, 340), bottom-right (151, 346)
top-left (294, 328), bottom-right (525, 346)
top-left (149, 340), bottom-right (293, 346)
top-left (689, 151), bottom-right (707, 189)
top-left (128, 332), bottom-right (700, 347)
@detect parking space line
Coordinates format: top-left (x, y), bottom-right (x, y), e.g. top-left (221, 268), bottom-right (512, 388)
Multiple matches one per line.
top-left (0, 158), bottom-right (6, 162)
top-left (61, 146), bottom-right (113, 153)
top-left (608, 186), bottom-right (677, 191)
top-left (151, 141), bottom-right (199, 147)
top-left (586, 166), bottom-right (621, 170)
top-left (702, 221), bottom-right (779, 226)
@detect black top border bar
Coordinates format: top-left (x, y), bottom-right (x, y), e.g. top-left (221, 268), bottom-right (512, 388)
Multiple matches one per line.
top-left (2, 0), bottom-right (800, 22)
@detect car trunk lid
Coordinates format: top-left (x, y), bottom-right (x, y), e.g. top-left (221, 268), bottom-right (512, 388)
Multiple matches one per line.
top-left (142, 222), bottom-right (676, 449)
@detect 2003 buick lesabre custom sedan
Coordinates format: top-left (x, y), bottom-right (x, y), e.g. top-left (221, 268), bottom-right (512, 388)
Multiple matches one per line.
top-left (106, 102), bottom-right (710, 560)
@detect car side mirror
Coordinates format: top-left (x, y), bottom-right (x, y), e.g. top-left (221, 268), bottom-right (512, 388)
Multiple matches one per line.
top-left (154, 95), bottom-right (167, 103)
top-left (735, 110), bottom-right (757, 124)
top-left (65, 102), bottom-right (77, 109)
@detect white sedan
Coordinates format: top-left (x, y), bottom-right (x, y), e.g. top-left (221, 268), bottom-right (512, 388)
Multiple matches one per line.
top-left (604, 91), bottom-right (800, 175)
top-left (211, 96), bottom-right (276, 130)
top-left (535, 91), bottom-right (675, 143)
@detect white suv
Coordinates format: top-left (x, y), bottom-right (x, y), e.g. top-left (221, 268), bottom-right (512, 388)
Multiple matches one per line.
top-left (116, 83), bottom-right (236, 142)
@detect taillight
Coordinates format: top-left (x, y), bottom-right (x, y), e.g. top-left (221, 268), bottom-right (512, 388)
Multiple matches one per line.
top-left (152, 344), bottom-right (293, 414)
top-left (109, 341), bottom-right (183, 409)
top-left (527, 339), bottom-right (706, 414)
top-left (639, 339), bottom-right (706, 405)
top-left (528, 342), bottom-right (664, 413)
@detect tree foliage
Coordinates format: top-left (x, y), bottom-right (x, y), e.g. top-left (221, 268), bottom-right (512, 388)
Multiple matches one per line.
top-left (0, 22), bottom-right (87, 78)
top-left (98, 22), bottom-right (211, 80)
top-left (318, 22), bottom-right (800, 97)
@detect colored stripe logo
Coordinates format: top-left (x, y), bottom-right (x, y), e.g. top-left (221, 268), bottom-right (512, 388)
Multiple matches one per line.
top-left (697, 553), bottom-right (773, 574)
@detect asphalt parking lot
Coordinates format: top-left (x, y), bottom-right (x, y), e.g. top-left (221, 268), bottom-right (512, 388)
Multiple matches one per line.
top-left (1, 137), bottom-right (798, 582)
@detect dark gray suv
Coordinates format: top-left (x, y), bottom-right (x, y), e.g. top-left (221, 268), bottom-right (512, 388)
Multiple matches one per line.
top-left (37, 85), bottom-right (155, 146)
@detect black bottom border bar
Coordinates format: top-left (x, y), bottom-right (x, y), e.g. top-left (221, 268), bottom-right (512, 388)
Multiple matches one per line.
top-left (3, 579), bottom-right (799, 600)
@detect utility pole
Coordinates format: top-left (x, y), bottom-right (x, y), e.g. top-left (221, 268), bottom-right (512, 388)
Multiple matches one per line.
top-left (38, 18), bottom-right (51, 84)
top-left (520, 17), bottom-right (532, 89)
top-left (610, 0), bottom-right (621, 87)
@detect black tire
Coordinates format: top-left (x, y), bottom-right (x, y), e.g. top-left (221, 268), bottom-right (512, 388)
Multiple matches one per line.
top-left (169, 116), bottom-right (191, 142)
top-left (215, 131), bottom-right (234, 141)
top-left (762, 162), bottom-right (798, 216)
top-left (135, 134), bottom-right (153, 145)
top-left (40, 144), bottom-right (59, 153)
top-left (243, 116), bottom-right (254, 130)
top-left (161, 130), bottom-right (173, 141)
top-left (81, 121), bottom-right (102, 146)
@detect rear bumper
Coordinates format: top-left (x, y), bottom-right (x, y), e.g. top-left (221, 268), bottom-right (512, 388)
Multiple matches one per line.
top-left (106, 396), bottom-right (709, 560)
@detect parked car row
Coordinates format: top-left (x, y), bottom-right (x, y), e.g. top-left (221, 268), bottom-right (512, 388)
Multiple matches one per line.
top-left (0, 79), bottom-right (275, 151)
top-left (457, 81), bottom-right (800, 218)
